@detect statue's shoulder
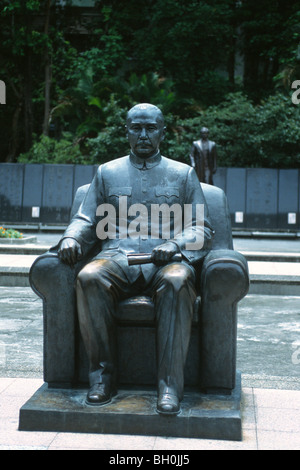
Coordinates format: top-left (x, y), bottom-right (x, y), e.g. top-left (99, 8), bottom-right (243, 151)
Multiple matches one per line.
top-left (103, 155), bottom-right (129, 169)
top-left (161, 155), bottom-right (191, 174)
top-left (192, 140), bottom-right (201, 148)
top-left (95, 155), bottom-right (129, 174)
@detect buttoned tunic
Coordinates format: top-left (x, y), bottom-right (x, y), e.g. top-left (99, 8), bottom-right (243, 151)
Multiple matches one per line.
top-left (63, 151), bottom-right (214, 282)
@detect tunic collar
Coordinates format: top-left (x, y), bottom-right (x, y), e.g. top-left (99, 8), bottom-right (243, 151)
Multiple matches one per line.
top-left (129, 150), bottom-right (161, 169)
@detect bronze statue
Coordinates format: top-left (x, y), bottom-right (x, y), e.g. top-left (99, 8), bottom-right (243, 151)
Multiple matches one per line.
top-left (57, 103), bottom-right (214, 415)
top-left (189, 127), bottom-right (217, 185)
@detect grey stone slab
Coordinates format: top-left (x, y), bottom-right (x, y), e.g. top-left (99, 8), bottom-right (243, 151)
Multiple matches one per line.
top-left (73, 165), bottom-right (94, 198)
top-left (246, 168), bottom-right (278, 229)
top-left (278, 169), bottom-right (299, 230)
top-left (22, 164), bottom-right (43, 223)
top-left (19, 372), bottom-right (242, 441)
top-left (0, 163), bottom-right (24, 223)
top-left (41, 165), bottom-right (74, 224)
top-left (214, 167), bottom-right (227, 192)
top-left (226, 168), bottom-right (246, 229)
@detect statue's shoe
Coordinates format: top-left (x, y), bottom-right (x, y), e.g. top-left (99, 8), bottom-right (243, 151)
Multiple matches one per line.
top-left (157, 392), bottom-right (180, 415)
top-left (85, 383), bottom-right (116, 406)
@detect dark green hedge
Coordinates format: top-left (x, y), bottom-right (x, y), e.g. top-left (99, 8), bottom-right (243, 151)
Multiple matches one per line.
top-left (19, 92), bottom-right (300, 169)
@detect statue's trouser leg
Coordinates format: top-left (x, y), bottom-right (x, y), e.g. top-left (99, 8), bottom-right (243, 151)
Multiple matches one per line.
top-left (151, 263), bottom-right (196, 400)
top-left (76, 259), bottom-right (129, 388)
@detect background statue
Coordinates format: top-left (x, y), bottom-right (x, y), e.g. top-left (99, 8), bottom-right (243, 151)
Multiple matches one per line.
top-left (189, 127), bottom-right (217, 185)
top-left (57, 103), bottom-right (214, 415)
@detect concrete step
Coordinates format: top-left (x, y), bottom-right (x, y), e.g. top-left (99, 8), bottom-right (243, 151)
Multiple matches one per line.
top-left (0, 245), bottom-right (51, 255)
top-left (1, 254), bottom-right (300, 294)
top-left (1, 243), bottom-right (300, 261)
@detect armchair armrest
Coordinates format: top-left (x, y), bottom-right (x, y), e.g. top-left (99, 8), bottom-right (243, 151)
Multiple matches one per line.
top-left (198, 249), bottom-right (249, 392)
top-left (30, 252), bottom-right (75, 299)
top-left (201, 249), bottom-right (249, 302)
top-left (29, 252), bottom-right (78, 386)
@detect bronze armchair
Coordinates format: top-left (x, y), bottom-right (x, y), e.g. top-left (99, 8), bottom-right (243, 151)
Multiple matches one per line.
top-left (30, 182), bottom-right (249, 394)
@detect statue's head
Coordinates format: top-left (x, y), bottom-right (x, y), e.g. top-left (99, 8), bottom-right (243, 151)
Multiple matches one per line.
top-left (126, 103), bottom-right (166, 159)
top-left (200, 127), bottom-right (209, 140)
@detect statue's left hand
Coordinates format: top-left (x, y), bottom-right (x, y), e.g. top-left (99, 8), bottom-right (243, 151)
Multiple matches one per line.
top-left (151, 241), bottom-right (179, 265)
top-left (58, 237), bottom-right (82, 266)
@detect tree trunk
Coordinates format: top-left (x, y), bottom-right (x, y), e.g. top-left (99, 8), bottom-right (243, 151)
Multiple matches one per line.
top-left (24, 48), bottom-right (34, 151)
top-left (6, 103), bottom-right (22, 162)
top-left (42, 0), bottom-right (52, 136)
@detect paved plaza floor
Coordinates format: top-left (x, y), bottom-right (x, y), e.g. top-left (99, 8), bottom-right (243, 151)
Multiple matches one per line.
top-left (0, 286), bottom-right (299, 450)
top-left (0, 233), bottom-right (299, 450)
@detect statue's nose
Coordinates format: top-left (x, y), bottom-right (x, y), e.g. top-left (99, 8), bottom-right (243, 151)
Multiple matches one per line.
top-left (140, 128), bottom-right (147, 139)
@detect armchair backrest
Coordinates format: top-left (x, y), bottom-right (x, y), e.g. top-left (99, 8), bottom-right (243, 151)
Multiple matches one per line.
top-left (201, 183), bottom-right (233, 250)
top-left (71, 183), bottom-right (233, 251)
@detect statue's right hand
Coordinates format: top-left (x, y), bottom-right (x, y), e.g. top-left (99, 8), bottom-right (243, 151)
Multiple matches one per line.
top-left (58, 238), bottom-right (82, 266)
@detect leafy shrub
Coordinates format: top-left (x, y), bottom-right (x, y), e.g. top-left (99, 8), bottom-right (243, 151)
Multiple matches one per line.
top-left (84, 98), bottom-right (128, 164)
top-left (165, 92), bottom-right (300, 168)
top-left (18, 133), bottom-right (85, 164)
top-left (18, 92), bottom-right (300, 169)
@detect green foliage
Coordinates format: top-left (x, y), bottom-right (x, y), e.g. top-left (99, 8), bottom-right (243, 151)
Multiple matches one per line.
top-left (2, 0), bottom-right (300, 169)
top-left (19, 92), bottom-right (300, 170)
top-left (84, 98), bottom-right (129, 164)
top-left (0, 227), bottom-right (23, 239)
top-left (239, 0), bottom-right (300, 100)
top-left (166, 92), bottom-right (300, 168)
top-left (99, 0), bottom-right (238, 103)
top-left (49, 70), bottom-right (193, 144)
top-left (18, 133), bottom-right (85, 165)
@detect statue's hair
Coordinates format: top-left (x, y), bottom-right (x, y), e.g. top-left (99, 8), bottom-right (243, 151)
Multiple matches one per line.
top-left (126, 103), bottom-right (164, 125)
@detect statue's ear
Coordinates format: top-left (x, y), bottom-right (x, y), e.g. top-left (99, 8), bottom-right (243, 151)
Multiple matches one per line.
top-left (161, 126), bottom-right (166, 142)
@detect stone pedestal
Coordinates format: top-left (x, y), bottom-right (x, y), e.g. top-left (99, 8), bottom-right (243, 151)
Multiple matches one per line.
top-left (19, 373), bottom-right (242, 441)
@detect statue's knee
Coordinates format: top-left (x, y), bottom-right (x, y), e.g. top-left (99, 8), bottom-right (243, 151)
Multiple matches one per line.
top-left (76, 266), bottom-right (97, 289)
top-left (76, 260), bottom-right (107, 287)
top-left (76, 261), bottom-right (114, 296)
top-left (161, 264), bottom-right (194, 292)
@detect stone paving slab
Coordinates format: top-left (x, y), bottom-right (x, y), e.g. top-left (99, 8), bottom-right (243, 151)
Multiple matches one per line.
top-left (0, 377), bottom-right (299, 450)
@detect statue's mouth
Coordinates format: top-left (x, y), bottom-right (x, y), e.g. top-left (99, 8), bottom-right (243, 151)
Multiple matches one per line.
top-left (137, 143), bottom-right (152, 148)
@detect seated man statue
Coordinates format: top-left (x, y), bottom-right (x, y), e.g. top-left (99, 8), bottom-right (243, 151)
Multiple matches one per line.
top-left (58, 103), bottom-right (214, 415)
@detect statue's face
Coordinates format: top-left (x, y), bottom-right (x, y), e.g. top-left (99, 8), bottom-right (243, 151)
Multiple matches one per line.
top-left (126, 106), bottom-right (165, 159)
top-left (200, 129), bottom-right (209, 140)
